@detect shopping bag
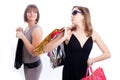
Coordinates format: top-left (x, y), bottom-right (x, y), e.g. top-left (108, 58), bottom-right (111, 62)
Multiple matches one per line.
top-left (81, 66), bottom-right (106, 80)
top-left (47, 42), bottom-right (66, 69)
top-left (33, 28), bottom-right (63, 55)
top-left (14, 39), bottom-right (23, 69)
top-left (47, 27), bottom-right (66, 69)
top-left (33, 26), bottom-right (76, 55)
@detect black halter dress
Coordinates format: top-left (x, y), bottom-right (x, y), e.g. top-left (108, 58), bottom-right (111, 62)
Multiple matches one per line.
top-left (63, 34), bottom-right (93, 80)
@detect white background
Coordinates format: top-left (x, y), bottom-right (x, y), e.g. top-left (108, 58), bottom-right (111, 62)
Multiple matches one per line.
top-left (0, 0), bottom-right (119, 80)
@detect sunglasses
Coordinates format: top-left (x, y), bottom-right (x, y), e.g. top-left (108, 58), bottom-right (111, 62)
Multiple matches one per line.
top-left (72, 10), bottom-right (83, 16)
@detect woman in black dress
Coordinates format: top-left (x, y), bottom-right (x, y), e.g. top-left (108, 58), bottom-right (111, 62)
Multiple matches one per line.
top-left (44, 6), bottom-right (111, 80)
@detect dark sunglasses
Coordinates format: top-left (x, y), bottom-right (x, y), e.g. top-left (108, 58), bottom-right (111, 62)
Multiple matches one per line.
top-left (72, 10), bottom-right (83, 16)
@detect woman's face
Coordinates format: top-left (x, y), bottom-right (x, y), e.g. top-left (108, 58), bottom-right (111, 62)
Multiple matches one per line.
top-left (26, 8), bottom-right (38, 22)
top-left (71, 8), bottom-right (84, 25)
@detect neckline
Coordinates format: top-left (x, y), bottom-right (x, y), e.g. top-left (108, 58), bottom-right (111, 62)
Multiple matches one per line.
top-left (25, 25), bottom-right (37, 33)
top-left (72, 34), bottom-right (91, 48)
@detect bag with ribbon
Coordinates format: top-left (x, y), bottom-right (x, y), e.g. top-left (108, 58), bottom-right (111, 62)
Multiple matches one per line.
top-left (33, 27), bottom-right (76, 68)
top-left (33, 28), bottom-right (64, 56)
top-left (33, 26), bottom-right (76, 56)
top-left (81, 66), bottom-right (106, 80)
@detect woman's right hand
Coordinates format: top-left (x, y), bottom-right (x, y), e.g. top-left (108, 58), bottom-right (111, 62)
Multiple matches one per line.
top-left (63, 27), bottom-right (72, 40)
top-left (16, 27), bottom-right (23, 32)
top-left (16, 27), bottom-right (24, 39)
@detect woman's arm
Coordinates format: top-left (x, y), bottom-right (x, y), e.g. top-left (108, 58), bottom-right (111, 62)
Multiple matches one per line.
top-left (87, 31), bottom-right (111, 66)
top-left (44, 27), bottom-right (72, 53)
top-left (16, 27), bottom-right (43, 56)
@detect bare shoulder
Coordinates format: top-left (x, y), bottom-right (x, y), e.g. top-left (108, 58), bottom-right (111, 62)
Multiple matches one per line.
top-left (91, 30), bottom-right (101, 42)
top-left (65, 30), bottom-right (73, 45)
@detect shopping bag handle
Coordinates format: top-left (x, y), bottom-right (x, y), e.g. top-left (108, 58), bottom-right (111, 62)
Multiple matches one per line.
top-left (85, 66), bottom-right (93, 77)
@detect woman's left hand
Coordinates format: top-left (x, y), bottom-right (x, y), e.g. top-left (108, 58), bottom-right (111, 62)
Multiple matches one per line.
top-left (87, 58), bottom-right (94, 67)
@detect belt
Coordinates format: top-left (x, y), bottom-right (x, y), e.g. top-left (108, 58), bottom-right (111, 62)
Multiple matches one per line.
top-left (24, 60), bottom-right (41, 68)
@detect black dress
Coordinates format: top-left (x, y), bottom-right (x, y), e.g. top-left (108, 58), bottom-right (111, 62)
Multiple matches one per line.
top-left (63, 34), bottom-right (93, 80)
